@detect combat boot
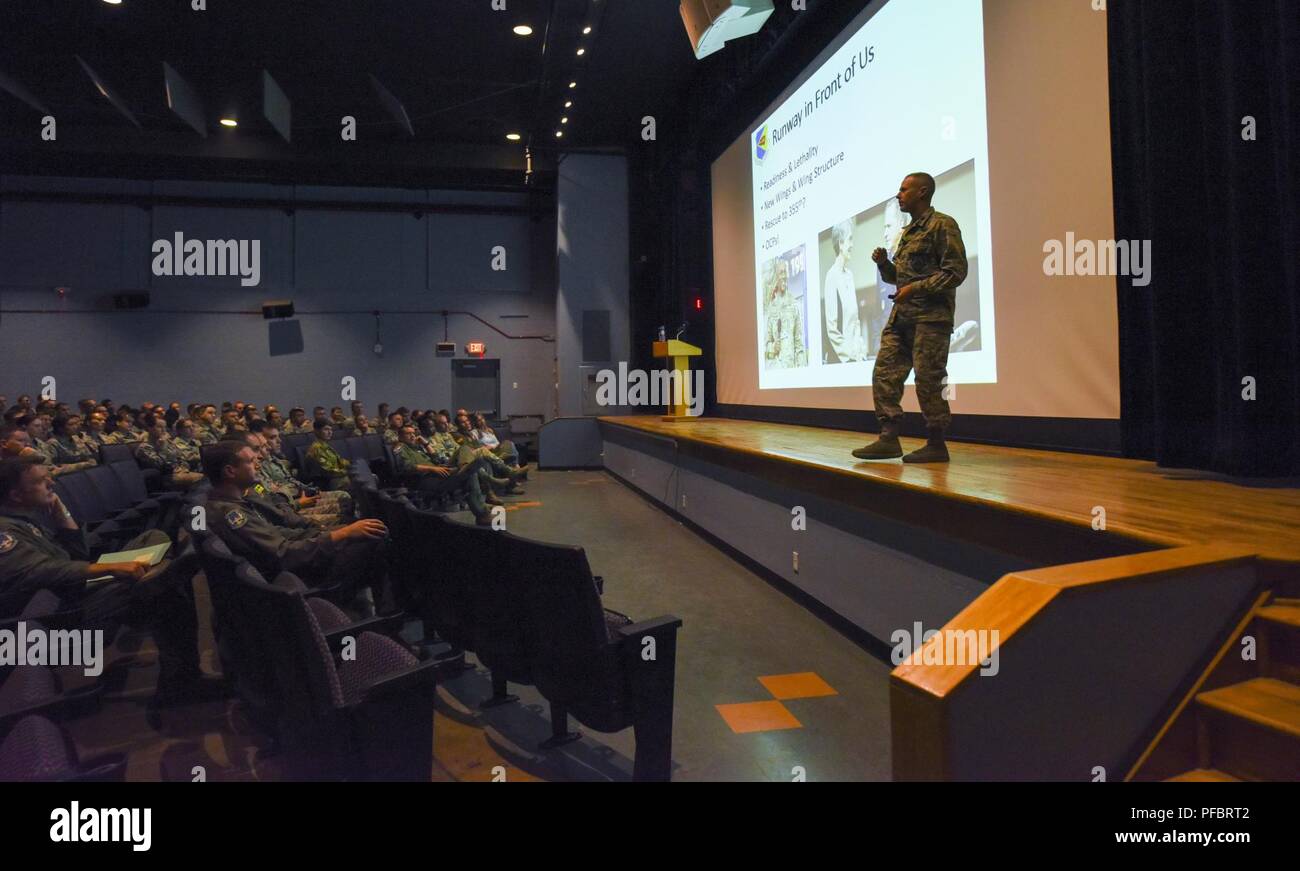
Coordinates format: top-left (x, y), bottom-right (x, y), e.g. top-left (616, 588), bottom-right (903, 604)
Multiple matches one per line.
top-left (852, 421), bottom-right (903, 460)
top-left (902, 428), bottom-right (950, 463)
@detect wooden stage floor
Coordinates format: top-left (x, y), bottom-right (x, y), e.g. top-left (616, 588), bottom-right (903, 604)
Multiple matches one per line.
top-left (598, 416), bottom-right (1300, 567)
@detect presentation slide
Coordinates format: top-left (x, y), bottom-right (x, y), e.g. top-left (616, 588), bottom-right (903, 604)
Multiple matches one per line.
top-left (713, 0), bottom-right (1120, 421)
top-left (753, 0), bottom-right (993, 390)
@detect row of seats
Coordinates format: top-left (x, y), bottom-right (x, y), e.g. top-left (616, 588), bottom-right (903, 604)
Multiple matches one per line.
top-left (197, 535), bottom-right (439, 780)
top-left (373, 489), bottom-right (683, 781)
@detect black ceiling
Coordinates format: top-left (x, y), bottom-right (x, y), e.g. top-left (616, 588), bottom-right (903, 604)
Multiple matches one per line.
top-left (0, 0), bottom-right (702, 188)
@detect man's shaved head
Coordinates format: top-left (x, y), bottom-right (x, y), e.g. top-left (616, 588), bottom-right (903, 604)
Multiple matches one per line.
top-left (904, 172), bottom-right (935, 198)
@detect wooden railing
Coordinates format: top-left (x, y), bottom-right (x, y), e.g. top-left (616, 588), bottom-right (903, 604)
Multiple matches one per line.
top-left (890, 544), bottom-right (1262, 781)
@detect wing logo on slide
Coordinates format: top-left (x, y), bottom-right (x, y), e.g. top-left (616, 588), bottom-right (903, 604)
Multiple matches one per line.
top-left (754, 125), bottom-right (769, 163)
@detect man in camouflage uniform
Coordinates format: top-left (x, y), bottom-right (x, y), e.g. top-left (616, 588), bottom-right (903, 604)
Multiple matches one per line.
top-left (339, 401), bottom-right (366, 434)
top-left (257, 425), bottom-right (352, 526)
top-left (279, 407), bottom-right (308, 435)
top-left (171, 419), bottom-right (203, 467)
top-left (136, 417), bottom-right (203, 489)
top-left (187, 405), bottom-right (220, 445)
top-left (47, 415), bottom-right (98, 471)
top-left (854, 172), bottom-right (968, 464)
top-left (392, 425), bottom-right (495, 525)
top-left (81, 412), bottom-right (112, 450)
top-left (305, 420), bottom-right (352, 491)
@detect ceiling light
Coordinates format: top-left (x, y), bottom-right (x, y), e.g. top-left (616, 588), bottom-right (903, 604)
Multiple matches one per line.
top-left (513, 25), bottom-right (533, 36)
top-left (564, 100), bottom-right (572, 108)
top-left (219, 118), bottom-right (238, 127)
top-left (102, 0), bottom-right (123, 5)
top-left (576, 48), bottom-right (586, 56)
top-left (556, 130), bottom-right (564, 138)
top-left (561, 117), bottom-right (568, 124)
top-left (569, 81), bottom-right (577, 89)
top-left (506, 133), bottom-right (521, 141)
top-left (583, 26), bottom-right (592, 35)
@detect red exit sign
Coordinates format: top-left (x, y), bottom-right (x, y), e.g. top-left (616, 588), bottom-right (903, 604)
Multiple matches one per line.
top-left (465, 341), bottom-right (486, 357)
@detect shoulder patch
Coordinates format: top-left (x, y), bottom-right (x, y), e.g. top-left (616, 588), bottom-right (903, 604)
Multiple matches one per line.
top-left (0, 532), bottom-right (16, 554)
top-left (225, 509), bottom-right (248, 529)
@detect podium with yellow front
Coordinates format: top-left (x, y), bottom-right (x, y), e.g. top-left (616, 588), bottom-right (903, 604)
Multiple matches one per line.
top-left (652, 339), bottom-right (702, 420)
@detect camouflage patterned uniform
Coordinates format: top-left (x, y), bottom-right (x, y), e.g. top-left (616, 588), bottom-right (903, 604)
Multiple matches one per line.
top-left (47, 435), bottom-right (98, 468)
top-left (305, 439), bottom-right (351, 491)
top-left (137, 439), bottom-right (202, 488)
top-left (871, 207), bottom-right (968, 431)
top-left (259, 453), bottom-right (350, 526)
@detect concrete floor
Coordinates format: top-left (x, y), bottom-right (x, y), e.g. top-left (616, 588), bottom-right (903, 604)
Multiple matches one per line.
top-left (64, 469), bottom-right (893, 781)
top-left (440, 469), bottom-right (895, 782)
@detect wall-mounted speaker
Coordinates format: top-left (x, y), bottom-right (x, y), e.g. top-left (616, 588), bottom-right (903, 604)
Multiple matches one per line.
top-left (262, 299), bottom-right (295, 319)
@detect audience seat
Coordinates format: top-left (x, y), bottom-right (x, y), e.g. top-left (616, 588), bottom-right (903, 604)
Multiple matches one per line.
top-left (501, 533), bottom-right (683, 781)
top-left (0, 715), bottom-right (126, 782)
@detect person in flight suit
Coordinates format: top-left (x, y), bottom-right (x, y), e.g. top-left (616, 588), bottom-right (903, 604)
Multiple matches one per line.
top-left (0, 456), bottom-right (204, 701)
top-left (853, 172), bottom-right (968, 463)
top-left (201, 442), bottom-right (387, 605)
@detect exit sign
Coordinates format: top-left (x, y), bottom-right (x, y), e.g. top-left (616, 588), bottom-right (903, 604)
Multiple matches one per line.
top-left (466, 341), bottom-right (486, 357)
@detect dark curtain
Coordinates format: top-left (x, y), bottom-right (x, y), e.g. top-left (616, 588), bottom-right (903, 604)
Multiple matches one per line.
top-left (1109, 0), bottom-right (1300, 476)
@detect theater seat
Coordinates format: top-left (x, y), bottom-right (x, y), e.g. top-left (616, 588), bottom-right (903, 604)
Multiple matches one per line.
top-left (502, 533), bottom-right (683, 781)
top-left (0, 715), bottom-right (125, 783)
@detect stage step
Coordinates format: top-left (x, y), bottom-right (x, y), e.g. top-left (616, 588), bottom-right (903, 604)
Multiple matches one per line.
top-left (1196, 678), bottom-right (1300, 781)
top-left (1165, 768), bottom-right (1241, 782)
top-left (1255, 604), bottom-right (1300, 682)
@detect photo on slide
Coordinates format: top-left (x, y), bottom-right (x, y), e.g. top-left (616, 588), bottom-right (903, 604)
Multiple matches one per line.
top-left (816, 159), bottom-right (983, 366)
top-left (761, 245), bottom-right (809, 370)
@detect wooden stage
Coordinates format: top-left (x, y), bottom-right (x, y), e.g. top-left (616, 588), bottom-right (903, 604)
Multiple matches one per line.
top-left (598, 416), bottom-right (1300, 569)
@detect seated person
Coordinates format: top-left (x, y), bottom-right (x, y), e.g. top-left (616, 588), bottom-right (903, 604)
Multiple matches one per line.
top-left (472, 412), bottom-right (521, 467)
top-left (282, 407), bottom-right (311, 435)
top-left (254, 424), bottom-right (352, 526)
top-left (304, 419), bottom-right (352, 492)
top-left (381, 412), bottom-right (404, 447)
top-left (0, 456), bottom-right (204, 703)
top-left (350, 413), bottom-right (374, 436)
top-left (0, 424), bottom-right (40, 460)
top-left (171, 419), bottom-right (203, 467)
top-left (81, 411), bottom-right (112, 450)
top-left (452, 413), bottom-right (528, 482)
top-left (202, 442), bottom-right (387, 603)
top-left (135, 415), bottom-right (203, 489)
top-left (391, 425), bottom-right (498, 525)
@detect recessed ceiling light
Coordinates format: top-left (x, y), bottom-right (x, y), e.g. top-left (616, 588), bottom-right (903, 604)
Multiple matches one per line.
top-left (564, 101), bottom-right (572, 108)
top-left (561, 117), bottom-right (568, 124)
top-left (513, 25), bottom-right (533, 36)
top-left (556, 130), bottom-right (564, 138)
top-left (506, 133), bottom-right (521, 141)
top-left (583, 26), bottom-right (592, 35)
top-left (219, 118), bottom-right (238, 127)
top-left (576, 48), bottom-right (585, 56)
top-left (568, 81), bottom-right (577, 89)
top-left (102, 0), bottom-right (123, 5)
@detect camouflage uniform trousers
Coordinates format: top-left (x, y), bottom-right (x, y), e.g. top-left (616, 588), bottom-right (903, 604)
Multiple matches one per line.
top-left (871, 318), bottom-right (953, 431)
top-left (298, 490), bottom-right (351, 527)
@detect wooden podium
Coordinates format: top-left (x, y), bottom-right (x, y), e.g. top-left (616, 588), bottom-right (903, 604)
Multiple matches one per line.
top-left (653, 339), bottom-right (702, 420)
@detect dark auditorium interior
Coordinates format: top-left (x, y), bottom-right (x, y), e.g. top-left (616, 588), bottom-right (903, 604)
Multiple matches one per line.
top-left (1, 0), bottom-right (1298, 799)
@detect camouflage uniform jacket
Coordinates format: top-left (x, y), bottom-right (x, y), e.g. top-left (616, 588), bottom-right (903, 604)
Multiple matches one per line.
top-left (881, 207), bottom-right (968, 326)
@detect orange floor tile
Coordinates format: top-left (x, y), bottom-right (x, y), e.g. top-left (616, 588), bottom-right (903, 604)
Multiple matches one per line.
top-left (715, 700), bottom-right (803, 734)
top-left (758, 672), bottom-right (839, 700)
